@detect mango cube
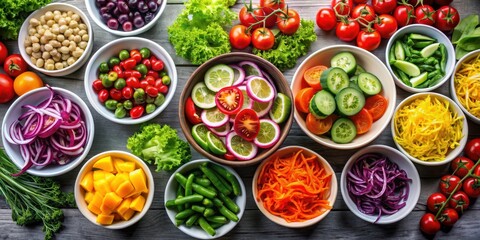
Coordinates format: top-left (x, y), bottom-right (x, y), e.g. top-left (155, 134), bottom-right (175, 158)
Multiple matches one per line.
top-left (118, 161), bottom-right (136, 172)
top-left (120, 209), bottom-right (135, 221)
top-left (115, 180), bottom-right (135, 198)
top-left (90, 192), bottom-right (104, 208)
top-left (130, 195), bottom-right (146, 212)
top-left (80, 171), bottom-right (94, 192)
top-left (87, 202), bottom-right (102, 215)
top-left (96, 214), bottom-right (115, 225)
top-left (94, 179), bottom-right (112, 196)
top-left (101, 192), bottom-right (123, 214)
top-left (129, 168), bottom-right (147, 193)
top-left (116, 198), bottom-right (133, 216)
top-left (113, 158), bottom-right (125, 173)
top-left (110, 173), bottom-right (129, 191)
top-left (93, 156), bottom-right (114, 172)
top-left (84, 191), bottom-right (95, 204)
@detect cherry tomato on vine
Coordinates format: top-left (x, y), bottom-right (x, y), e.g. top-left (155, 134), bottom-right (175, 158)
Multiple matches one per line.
top-left (215, 86), bottom-right (244, 115)
top-left (434, 0), bottom-right (453, 6)
top-left (252, 27), bottom-right (275, 50)
top-left (4, 54), bottom-right (28, 78)
top-left (439, 174), bottom-right (461, 196)
top-left (394, 5), bottom-right (415, 27)
top-left (351, 4), bottom-right (376, 25)
top-left (426, 192), bottom-right (447, 213)
top-left (419, 213), bottom-right (441, 235)
top-left (465, 138), bottom-right (480, 162)
top-left (277, 9), bottom-right (301, 35)
top-left (239, 4), bottom-right (266, 30)
top-left (439, 208), bottom-right (459, 227)
top-left (336, 18), bottom-right (360, 42)
top-left (435, 6), bottom-right (460, 32)
top-left (259, 0), bottom-right (284, 27)
top-left (449, 191), bottom-right (470, 213)
top-left (0, 73), bottom-right (14, 104)
top-left (229, 25), bottom-right (251, 50)
top-left (415, 5), bottom-right (436, 26)
top-left (316, 8), bottom-right (337, 31)
top-left (373, 14), bottom-right (398, 39)
top-left (372, 0), bottom-right (397, 15)
top-left (451, 156), bottom-right (475, 178)
top-left (463, 177), bottom-right (480, 198)
top-left (331, 0), bottom-right (353, 16)
top-left (356, 30), bottom-right (381, 51)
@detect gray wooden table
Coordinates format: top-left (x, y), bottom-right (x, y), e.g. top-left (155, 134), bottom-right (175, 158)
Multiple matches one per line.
top-left (1, 0), bottom-right (480, 239)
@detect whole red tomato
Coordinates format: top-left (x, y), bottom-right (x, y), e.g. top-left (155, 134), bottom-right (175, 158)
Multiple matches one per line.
top-left (374, 14), bottom-right (398, 39)
top-left (351, 4), bottom-right (376, 25)
top-left (449, 191), bottom-right (470, 213)
top-left (426, 192), bottom-right (447, 213)
top-left (474, 164), bottom-right (480, 177)
top-left (415, 5), bottom-right (436, 26)
top-left (130, 106), bottom-right (145, 119)
top-left (434, 0), bottom-right (453, 6)
top-left (419, 213), bottom-right (441, 235)
top-left (3, 54), bottom-right (28, 78)
top-left (239, 4), bottom-right (266, 30)
top-left (451, 156), bottom-right (475, 178)
top-left (260, 0), bottom-right (285, 27)
top-left (439, 208), bottom-right (459, 227)
top-left (465, 138), bottom-right (480, 162)
top-left (331, 0), bottom-right (353, 16)
top-left (394, 5), bottom-right (415, 27)
top-left (0, 41), bottom-right (8, 65)
top-left (336, 18), bottom-right (360, 42)
top-left (252, 27), bottom-right (275, 51)
top-left (356, 30), bottom-right (381, 51)
top-left (229, 25), bottom-right (251, 50)
top-left (463, 177), bottom-right (480, 198)
top-left (277, 9), bottom-right (301, 35)
top-left (435, 6), bottom-right (460, 32)
top-left (0, 73), bottom-right (15, 103)
top-left (316, 8), bottom-right (337, 31)
top-left (439, 174), bottom-right (461, 195)
top-left (372, 0), bottom-right (397, 15)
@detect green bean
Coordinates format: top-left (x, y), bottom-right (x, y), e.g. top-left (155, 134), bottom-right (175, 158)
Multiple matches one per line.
top-left (413, 41), bottom-right (434, 49)
top-left (209, 163), bottom-right (241, 196)
top-left (389, 43), bottom-right (396, 64)
top-left (425, 57), bottom-right (438, 65)
top-left (206, 216), bottom-right (228, 224)
top-left (175, 173), bottom-right (217, 199)
top-left (218, 206), bottom-right (239, 222)
top-left (202, 198), bottom-right (214, 208)
top-left (174, 194), bottom-right (204, 205)
top-left (200, 165), bottom-right (231, 196)
top-left (192, 204), bottom-right (206, 213)
top-left (440, 43), bottom-right (447, 74)
top-left (203, 208), bottom-right (215, 218)
top-left (175, 219), bottom-right (185, 227)
top-left (176, 195), bottom-right (185, 212)
top-left (408, 57), bottom-right (426, 64)
top-left (214, 170), bottom-right (233, 194)
top-left (185, 214), bottom-right (200, 227)
top-left (395, 68), bottom-right (411, 86)
top-left (402, 41), bottom-right (412, 56)
top-left (428, 70), bottom-right (441, 80)
top-left (198, 217), bottom-right (216, 236)
top-left (419, 64), bottom-right (435, 72)
top-left (194, 177), bottom-right (211, 187)
top-left (165, 200), bottom-right (176, 209)
top-left (209, 222), bottom-right (224, 229)
top-left (175, 209), bottom-right (196, 220)
top-left (218, 192), bottom-right (239, 214)
top-left (212, 197), bottom-right (224, 207)
top-left (185, 173), bottom-right (194, 207)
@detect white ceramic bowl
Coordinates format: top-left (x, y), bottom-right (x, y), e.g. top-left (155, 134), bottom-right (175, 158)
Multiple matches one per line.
top-left (18, 3), bottom-right (93, 76)
top-left (74, 150), bottom-right (154, 229)
top-left (84, 37), bottom-right (177, 124)
top-left (450, 49), bottom-right (480, 124)
top-left (340, 145), bottom-right (421, 224)
top-left (391, 92), bottom-right (468, 166)
top-left (164, 159), bottom-right (246, 239)
top-left (291, 45), bottom-right (396, 150)
top-left (252, 146), bottom-right (337, 228)
top-left (385, 24), bottom-right (455, 93)
top-left (1, 87), bottom-right (94, 177)
top-left (85, 0), bottom-right (166, 36)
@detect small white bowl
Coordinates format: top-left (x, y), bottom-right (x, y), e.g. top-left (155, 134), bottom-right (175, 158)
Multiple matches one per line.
top-left (391, 92), bottom-right (468, 166)
top-left (74, 150), bottom-right (154, 229)
top-left (385, 24), bottom-right (455, 93)
top-left (85, 0), bottom-right (166, 36)
top-left (18, 3), bottom-right (93, 76)
top-left (164, 159), bottom-right (246, 239)
top-left (1, 87), bottom-right (95, 177)
top-left (252, 146), bottom-right (337, 228)
top-left (340, 145), bottom-right (421, 224)
top-left (84, 37), bottom-right (177, 125)
top-left (291, 45), bottom-right (396, 150)
top-left (450, 49), bottom-right (480, 124)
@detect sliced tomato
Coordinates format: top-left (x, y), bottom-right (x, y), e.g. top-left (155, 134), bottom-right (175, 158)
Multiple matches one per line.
top-left (306, 113), bottom-right (334, 135)
top-left (294, 87), bottom-right (317, 113)
top-left (215, 86), bottom-right (244, 115)
top-left (303, 65), bottom-right (327, 90)
top-left (350, 108), bottom-right (373, 134)
top-left (185, 97), bottom-right (202, 124)
top-left (234, 109), bottom-right (260, 141)
top-left (364, 94), bottom-right (388, 121)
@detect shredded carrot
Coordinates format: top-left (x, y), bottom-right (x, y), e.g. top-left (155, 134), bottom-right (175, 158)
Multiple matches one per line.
top-left (256, 150), bottom-right (332, 222)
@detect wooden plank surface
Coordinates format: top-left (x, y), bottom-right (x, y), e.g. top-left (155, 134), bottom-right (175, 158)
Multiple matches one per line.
top-left (1, 0), bottom-right (480, 239)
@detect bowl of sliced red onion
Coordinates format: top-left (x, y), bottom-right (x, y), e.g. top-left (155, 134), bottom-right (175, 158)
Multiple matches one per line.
top-left (340, 144), bottom-right (420, 224)
top-left (1, 86), bottom-right (95, 177)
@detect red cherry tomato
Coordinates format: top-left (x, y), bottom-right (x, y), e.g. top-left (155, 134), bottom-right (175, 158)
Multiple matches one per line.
top-left (129, 49), bottom-right (142, 63)
top-left (123, 58), bottom-right (137, 70)
top-left (185, 97), bottom-right (202, 125)
top-left (229, 25), bottom-right (251, 50)
top-left (356, 30), bottom-right (381, 51)
top-left (126, 77), bottom-right (140, 89)
top-left (147, 70), bottom-right (159, 79)
top-left (215, 86), bottom-right (244, 115)
top-left (3, 54), bottom-right (28, 77)
top-left (223, 152), bottom-right (236, 161)
top-left (316, 8), bottom-right (337, 31)
top-left (158, 85), bottom-right (169, 95)
top-left (0, 41), bottom-right (8, 65)
top-left (112, 65), bottom-right (124, 78)
top-left (130, 106), bottom-right (145, 119)
top-left (142, 58), bottom-right (151, 70)
top-left (336, 18), bottom-right (360, 42)
top-left (239, 4), bottom-right (266, 30)
top-left (109, 88), bottom-right (122, 101)
top-left (277, 9), bottom-right (301, 35)
top-left (154, 78), bottom-right (164, 89)
top-left (449, 191), bottom-right (470, 213)
top-left (434, 6), bottom-right (460, 32)
top-left (439, 174), bottom-right (461, 196)
top-left (140, 80), bottom-right (149, 90)
top-left (131, 70), bottom-right (142, 79)
top-left (463, 177), bottom-right (480, 198)
top-left (394, 5), bottom-right (415, 27)
top-left (473, 164), bottom-right (480, 177)
top-left (451, 156), bottom-right (475, 178)
top-left (465, 138), bottom-right (480, 162)
top-left (151, 58), bottom-right (164, 72)
top-left (372, 0), bottom-right (397, 15)
top-left (234, 108), bottom-right (260, 141)
top-left (415, 4), bottom-right (436, 26)
top-left (439, 208), bottom-right (459, 227)
top-left (98, 89), bottom-right (109, 103)
top-left (122, 86), bottom-right (133, 99)
top-left (419, 213), bottom-right (441, 235)
top-left (260, 0), bottom-right (286, 28)
top-left (92, 79), bottom-right (104, 92)
top-left (146, 85), bottom-right (159, 98)
top-left (427, 192), bottom-right (447, 213)
top-left (331, 0), bottom-right (353, 16)
top-left (252, 27), bottom-right (275, 51)
top-left (351, 4), bottom-right (376, 25)
top-left (144, 75), bottom-right (155, 86)
top-left (374, 14), bottom-right (398, 39)
top-left (0, 73), bottom-right (14, 104)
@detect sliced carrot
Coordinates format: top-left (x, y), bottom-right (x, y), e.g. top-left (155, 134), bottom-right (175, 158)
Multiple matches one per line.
top-left (294, 87), bottom-right (316, 114)
top-left (364, 94), bottom-right (388, 121)
top-left (306, 113), bottom-right (334, 135)
top-left (256, 150), bottom-right (332, 222)
top-left (349, 108), bottom-right (373, 134)
top-left (303, 65), bottom-right (327, 90)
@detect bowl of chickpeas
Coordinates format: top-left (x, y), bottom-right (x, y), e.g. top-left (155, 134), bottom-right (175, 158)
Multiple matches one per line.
top-left (18, 3), bottom-right (93, 77)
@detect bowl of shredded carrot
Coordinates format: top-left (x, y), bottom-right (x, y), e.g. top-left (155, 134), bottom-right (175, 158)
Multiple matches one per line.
top-left (252, 146), bottom-right (337, 228)
top-left (391, 92), bottom-right (468, 166)
top-left (451, 49), bottom-right (480, 124)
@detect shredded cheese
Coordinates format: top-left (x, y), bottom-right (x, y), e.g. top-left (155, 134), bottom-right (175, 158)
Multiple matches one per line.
top-left (454, 54), bottom-right (480, 118)
top-left (393, 95), bottom-right (464, 162)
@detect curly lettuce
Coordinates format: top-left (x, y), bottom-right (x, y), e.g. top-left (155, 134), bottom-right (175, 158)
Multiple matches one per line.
top-left (168, 0), bottom-right (236, 64)
top-left (0, 0), bottom-right (52, 40)
top-left (253, 19), bottom-right (317, 71)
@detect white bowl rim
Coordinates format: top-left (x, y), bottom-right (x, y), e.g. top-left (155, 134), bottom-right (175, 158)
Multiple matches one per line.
top-left (340, 144), bottom-right (421, 224)
top-left (391, 92), bottom-right (469, 166)
top-left (252, 145), bottom-right (338, 228)
top-left (1, 86), bottom-right (95, 177)
top-left (84, 0), bottom-right (166, 36)
top-left (291, 44), bottom-right (396, 150)
top-left (74, 150), bottom-right (155, 229)
top-left (83, 36), bottom-right (177, 125)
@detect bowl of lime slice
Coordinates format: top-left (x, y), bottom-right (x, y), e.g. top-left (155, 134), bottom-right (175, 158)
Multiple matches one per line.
top-left (178, 52), bottom-right (294, 167)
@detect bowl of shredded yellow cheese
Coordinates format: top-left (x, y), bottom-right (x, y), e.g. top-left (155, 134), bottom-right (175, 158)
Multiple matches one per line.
top-left (451, 49), bottom-right (480, 124)
top-left (391, 92), bottom-right (468, 166)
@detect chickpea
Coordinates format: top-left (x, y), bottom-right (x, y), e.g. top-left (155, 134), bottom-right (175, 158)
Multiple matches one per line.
top-left (62, 39), bottom-right (70, 47)
top-left (32, 43), bottom-right (41, 52)
top-left (68, 41), bottom-right (77, 52)
top-left (69, 20), bottom-right (78, 29)
top-left (81, 34), bottom-right (89, 42)
top-left (36, 58), bottom-right (45, 68)
top-left (30, 56), bottom-right (37, 64)
top-left (55, 62), bottom-right (64, 70)
top-left (29, 18), bottom-right (40, 27)
top-left (42, 51), bottom-right (51, 60)
top-left (44, 30), bottom-right (52, 39)
top-left (78, 41), bottom-right (87, 49)
top-left (40, 36), bottom-right (48, 44)
top-left (73, 35), bottom-right (81, 43)
top-left (78, 30), bottom-right (87, 37)
top-left (40, 15), bottom-right (46, 24)
top-left (72, 48), bottom-right (83, 58)
top-left (44, 44), bottom-right (53, 52)
top-left (50, 49), bottom-right (58, 56)
top-left (24, 39), bottom-right (32, 47)
top-left (67, 57), bottom-right (76, 66)
top-left (30, 35), bottom-right (39, 43)
top-left (25, 47), bottom-right (33, 55)
top-left (67, 11), bottom-right (73, 17)
top-left (52, 54), bottom-right (61, 62)
top-left (61, 53), bottom-right (69, 61)
top-left (28, 27), bottom-right (36, 36)
top-left (56, 34), bottom-right (65, 42)
top-left (68, 35), bottom-right (74, 41)
top-left (50, 40), bottom-right (61, 48)
top-left (59, 46), bottom-right (69, 54)
top-left (45, 63), bottom-right (55, 70)
top-left (78, 23), bottom-right (87, 30)
top-left (45, 11), bottom-right (54, 20)
top-left (32, 52), bottom-right (41, 59)
top-left (47, 19), bottom-right (55, 27)
top-left (53, 10), bottom-right (61, 16)
top-left (59, 25), bottom-right (68, 34)
top-left (64, 29), bottom-right (72, 38)
top-left (34, 33), bottom-right (41, 40)
top-left (72, 14), bottom-right (80, 22)
top-left (58, 18), bottom-right (66, 26)
top-left (65, 17), bottom-right (72, 24)
top-left (72, 27), bottom-right (80, 35)
top-left (54, 14), bottom-right (61, 22)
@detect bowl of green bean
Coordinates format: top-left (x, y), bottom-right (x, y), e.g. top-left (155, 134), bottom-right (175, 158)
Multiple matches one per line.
top-left (164, 159), bottom-right (246, 239)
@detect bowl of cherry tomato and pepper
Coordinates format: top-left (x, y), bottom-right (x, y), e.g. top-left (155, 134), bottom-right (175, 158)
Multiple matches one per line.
top-left (84, 37), bottom-right (176, 124)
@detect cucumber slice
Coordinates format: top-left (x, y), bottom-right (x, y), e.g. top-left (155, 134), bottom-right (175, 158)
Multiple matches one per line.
top-left (335, 87), bottom-right (365, 116)
top-left (350, 75), bottom-right (358, 84)
top-left (331, 52), bottom-right (357, 76)
top-left (331, 118), bottom-right (357, 144)
top-left (409, 33), bottom-right (435, 41)
top-left (420, 43), bottom-right (441, 58)
top-left (309, 90), bottom-right (336, 119)
top-left (393, 60), bottom-right (421, 77)
top-left (410, 72), bottom-right (428, 87)
top-left (394, 41), bottom-right (405, 61)
top-left (354, 65), bottom-right (366, 76)
top-left (349, 81), bottom-right (362, 92)
top-left (357, 72), bottom-right (382, 95)
top-left (320, 67), bottom-right (350, 94)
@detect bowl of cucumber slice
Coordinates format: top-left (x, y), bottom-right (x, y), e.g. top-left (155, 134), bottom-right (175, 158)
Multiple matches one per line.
top-left (385, 24), bottom-right (455, 93)
top-left (291, 45), bottom-right (396, 150)
top-left (178, 52), bottom-right (294, 167)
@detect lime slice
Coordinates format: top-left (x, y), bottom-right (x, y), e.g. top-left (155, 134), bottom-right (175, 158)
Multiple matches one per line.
top-left (191, 82), bottom-right (216, 109)
top-left (207, 131), bottom-right (227, 155)
top-left (192, 123), bottom-right (210, 151)
top-left (252, 100), bottom-right (273, 118)
top-left (201, 107), bottom-right (229, 128)
top-left (246, 76), bottom-right (275, 102)
top-left (254, 119), bottom-right (280, 149)
top-left (226, 132), bottom-right (258, 161)
top-left (204, 64), bottom-right (234, 92)
top-left (269, 93), bottom-right (291, 124)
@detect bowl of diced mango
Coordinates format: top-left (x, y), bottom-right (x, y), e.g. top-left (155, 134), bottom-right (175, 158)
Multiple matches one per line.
top-left (74, 150), bottom-right (154, 229)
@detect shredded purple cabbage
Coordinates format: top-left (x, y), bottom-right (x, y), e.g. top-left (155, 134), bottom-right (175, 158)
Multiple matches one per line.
top-left (347, 153), bottom-right (411, 223)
